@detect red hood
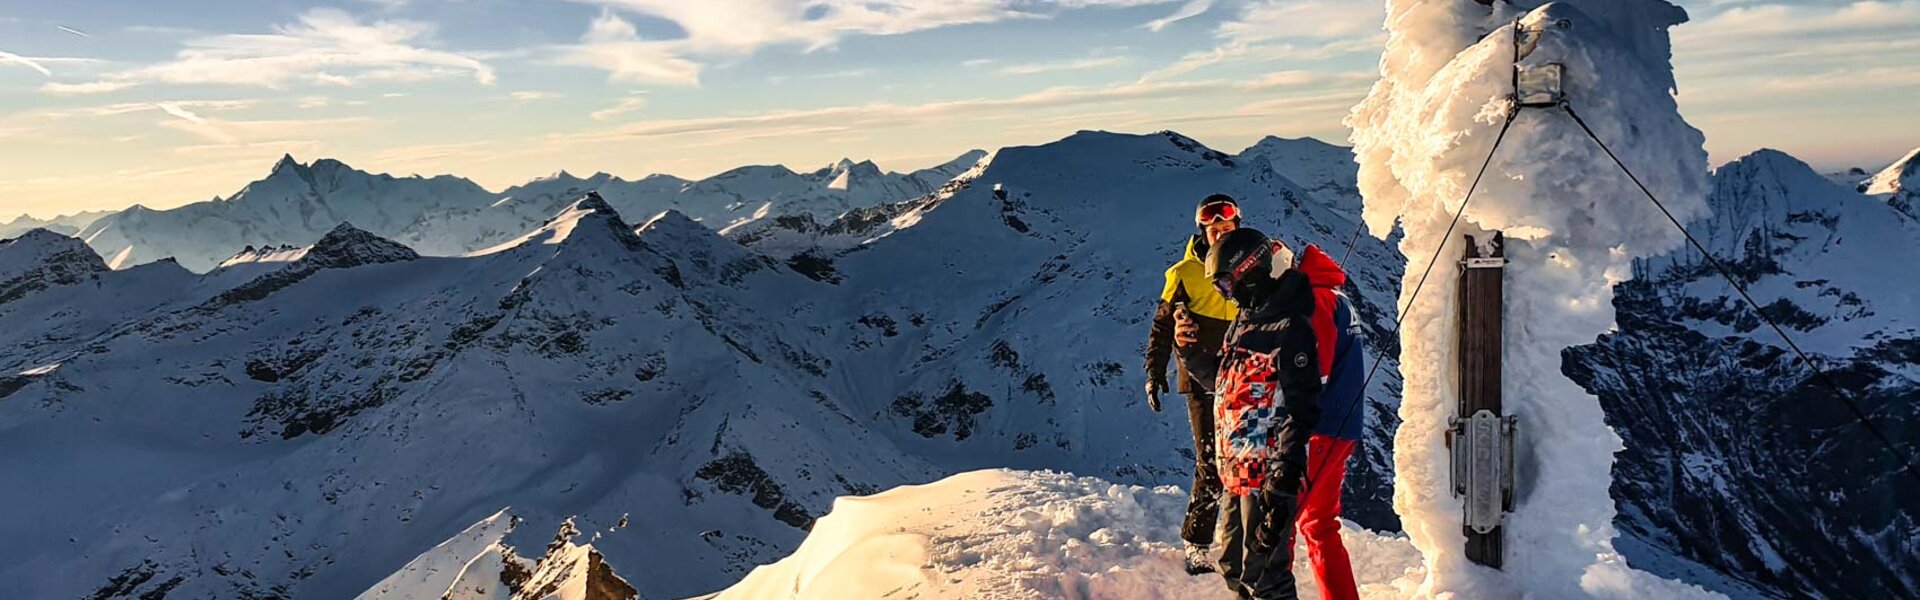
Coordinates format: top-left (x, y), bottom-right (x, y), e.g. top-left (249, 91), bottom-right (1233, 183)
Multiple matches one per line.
top-left (1297, 244), bottom-right (1346, 289)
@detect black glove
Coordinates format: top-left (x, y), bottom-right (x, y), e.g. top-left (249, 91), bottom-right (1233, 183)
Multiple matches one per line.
top-left (1255, 477), bottom-right (1299, 551)
top-left (1273, 460), bottom-right (1306, 495)
top-left (1144, 378), bottom-right (1166, 412)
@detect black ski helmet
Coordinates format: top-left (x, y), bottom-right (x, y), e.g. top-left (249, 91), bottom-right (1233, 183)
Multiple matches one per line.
top-left (1205, 227), bottom-right (1277, 305)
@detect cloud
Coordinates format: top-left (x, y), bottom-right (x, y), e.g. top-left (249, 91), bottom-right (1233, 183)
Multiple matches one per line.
top-left (510, 91), bottom-right (562, 101)
top-left (1144, 0), bottom-right (1213, 32)
top-left (999, 56), bottom-right (1130, 75)
top-left (159, 114), bottom-right (374, 146)
top-left (44, 8), bottom-right (495, 94)
top-left (553, 11), bottom-right (702, 86)
top-left (1141, 34), bottom-right (1381, 81)
top-left (549, 71), bottom-right (1353, 146)
top-left (1216, 0), bottom-right (1381, 46)
top-left (768, 68), bottom-right (877, 84)
top-left (590, 95), bottom-right (650, 120)
top-left (0, 51), bottom-right (53, 76)
top-left (555, 0), bottom-right (1183, 83)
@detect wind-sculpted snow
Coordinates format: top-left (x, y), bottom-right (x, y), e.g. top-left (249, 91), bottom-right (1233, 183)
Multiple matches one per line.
top-left (1348, 1), bottom-right (1716, 597)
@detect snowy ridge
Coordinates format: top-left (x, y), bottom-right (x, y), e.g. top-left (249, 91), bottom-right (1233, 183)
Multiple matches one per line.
top-left (0, 210), bottom-right (111, 239)
top-left (68, 151), bottom-right (982, 273)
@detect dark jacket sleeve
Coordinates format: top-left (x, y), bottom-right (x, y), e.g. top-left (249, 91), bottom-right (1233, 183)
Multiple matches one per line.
top-left (1272, 316), bottom-right (1324, 474)
top-left (1144, 282), bottom-right (1189, 385)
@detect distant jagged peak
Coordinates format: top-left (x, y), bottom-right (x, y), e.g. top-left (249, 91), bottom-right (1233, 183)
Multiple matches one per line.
top-left (1861, 145), bottom-right (1920, 196)
top-left (271, 152), bottom-right (303, 174)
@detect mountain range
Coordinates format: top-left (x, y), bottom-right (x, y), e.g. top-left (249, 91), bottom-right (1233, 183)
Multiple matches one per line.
top-left (1, 130), bottom-right (1914, 599)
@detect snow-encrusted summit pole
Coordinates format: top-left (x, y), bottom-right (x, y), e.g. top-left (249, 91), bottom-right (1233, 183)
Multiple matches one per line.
top-left (1347, 1), bottom-right (1724, 597)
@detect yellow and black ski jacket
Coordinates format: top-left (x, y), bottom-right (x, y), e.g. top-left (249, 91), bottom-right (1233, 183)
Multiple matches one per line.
top-left (1145, 235), bottom-right (1240, 395)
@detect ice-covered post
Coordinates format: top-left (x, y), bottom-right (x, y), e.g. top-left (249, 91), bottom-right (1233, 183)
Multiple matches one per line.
top-left (1348, 0), bottom-right (1722, 597)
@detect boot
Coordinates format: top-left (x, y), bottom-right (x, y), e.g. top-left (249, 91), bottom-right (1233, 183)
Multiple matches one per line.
top-left (1184, 542), bottom-right (1217, 575)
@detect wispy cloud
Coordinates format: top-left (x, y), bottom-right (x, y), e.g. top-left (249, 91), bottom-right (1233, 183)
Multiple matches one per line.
top-left (549, 71), bottom-right (1354, 146)
top-left (1144, 0), bottom-right (1213, 32)
top-left (590, 94), bottom-right (650, 120)
top-left (768, 68), bottom-right (877, 84)
top-left (553, 10), bottom-right (702, 86)
top-left (510, 91), bottom-right (562, 101)
top-left (1216, 0), bottom-right (1381, 46)
top-left (1136, 0), bottom-right (1382, 82)
top-left (999, 56), bottom-right (1130, 75)
top-left (555, 0), bottom-right (1183, 85)
top-left (0, 51), bottom-right (53, 76)
top-left (45, 8), bottom-right (494, 94)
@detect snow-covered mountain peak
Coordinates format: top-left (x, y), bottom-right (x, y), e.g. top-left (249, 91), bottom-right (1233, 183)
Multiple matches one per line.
top-left (300, 222), bottom-right (421, 269)
top-left (1, 228), bottom-right (108, 285)
top-left (271, 153), bottom-right (302, 174)
top-left (635, 207), bottom-right (703, 237)
top-left (1705, 148), bottom-right (1851, 220)
top-left (1861, 145), bottom-right (1920, 196)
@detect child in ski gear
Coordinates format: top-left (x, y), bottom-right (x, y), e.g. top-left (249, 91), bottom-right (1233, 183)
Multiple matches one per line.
top-left (1143, 193), bottom-right (1243, 575)
top-left (1188, 227), bottom-right (1322, 600)
top-left (1295, 243), bottom-right (1364, 600)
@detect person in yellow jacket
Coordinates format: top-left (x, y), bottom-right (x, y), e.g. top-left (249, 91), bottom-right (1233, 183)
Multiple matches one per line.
top-left (1144, 193), bottom-right (1244, 575)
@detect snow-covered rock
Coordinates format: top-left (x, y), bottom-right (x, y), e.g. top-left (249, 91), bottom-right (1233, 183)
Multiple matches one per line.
top-left (358, 509), bottom-right (639, 600)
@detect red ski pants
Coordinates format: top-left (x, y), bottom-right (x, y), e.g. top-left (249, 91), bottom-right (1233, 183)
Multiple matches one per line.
top-left (1297, 434), bottom-right (1358, 600)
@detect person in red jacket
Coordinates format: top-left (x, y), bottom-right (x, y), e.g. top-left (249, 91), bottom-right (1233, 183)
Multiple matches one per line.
top-left (1294, 244), bottom-right (1364, 600)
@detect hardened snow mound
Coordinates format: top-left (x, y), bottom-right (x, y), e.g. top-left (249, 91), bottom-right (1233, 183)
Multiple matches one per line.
top-left (701, 469), bottom-right (1429, 600)
top-left (1347, 1), bottom-right (1721, 598)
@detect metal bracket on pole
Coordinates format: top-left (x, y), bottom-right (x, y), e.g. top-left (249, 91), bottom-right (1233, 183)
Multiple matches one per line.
top-left (1450, 410), bottom-right (1519, 534)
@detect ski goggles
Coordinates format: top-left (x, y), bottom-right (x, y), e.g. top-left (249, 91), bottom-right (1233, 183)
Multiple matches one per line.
top-left (1196, 201), bottom-right (1239, 225)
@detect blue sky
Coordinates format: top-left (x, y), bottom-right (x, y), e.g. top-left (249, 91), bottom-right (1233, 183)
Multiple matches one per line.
top-left (2, 0), bottom-right (1916, 217)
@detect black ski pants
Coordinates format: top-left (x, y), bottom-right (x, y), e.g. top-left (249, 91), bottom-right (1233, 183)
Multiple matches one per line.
top-left (1182, 392), bottom-right (1223, 546)
top-left (1218, 481), bottom-right (1300, 600)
